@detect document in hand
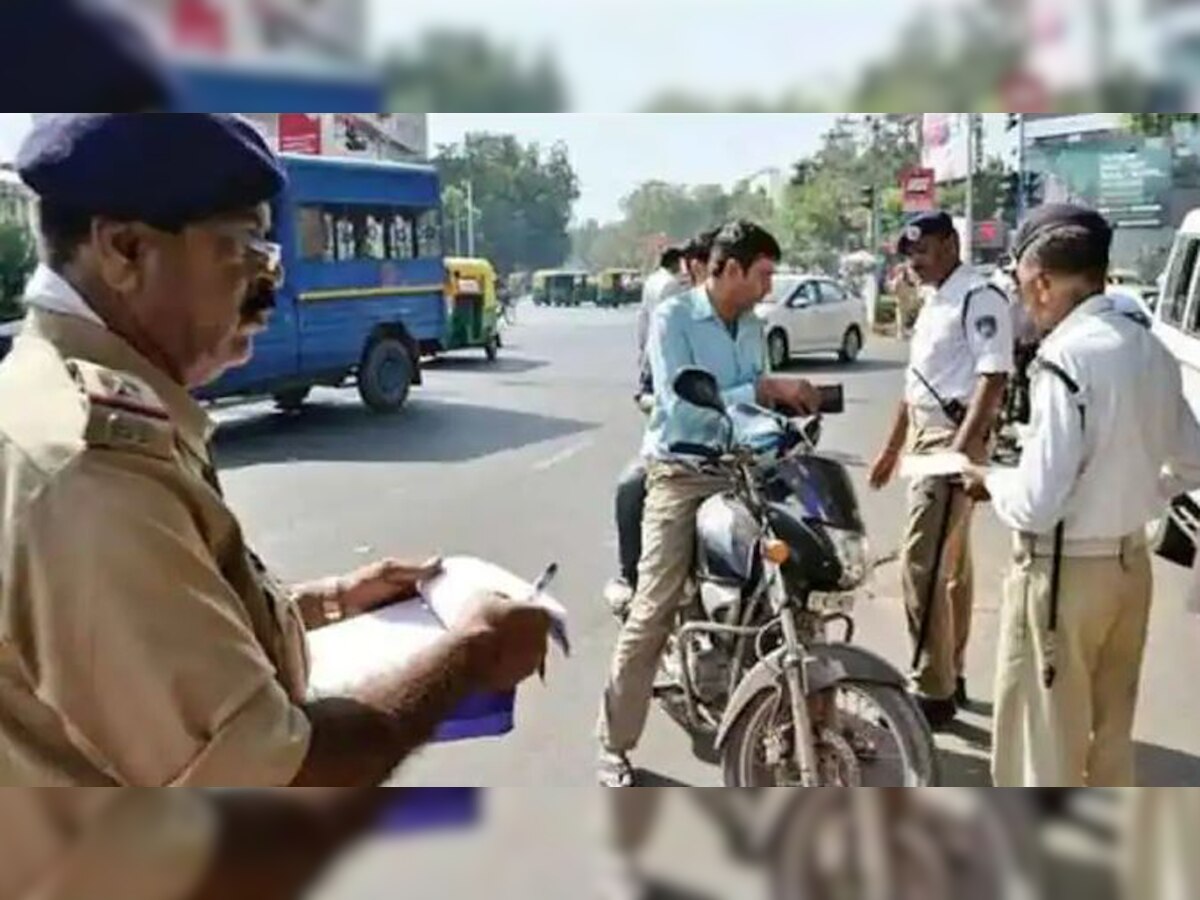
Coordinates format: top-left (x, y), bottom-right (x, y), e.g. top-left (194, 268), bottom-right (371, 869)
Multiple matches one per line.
top-left (305, 556), bottom-right (571, 742)
top-left (899, 451), bottom-right (973, 481)
top-left (420, 556), bottom-right (571, 656)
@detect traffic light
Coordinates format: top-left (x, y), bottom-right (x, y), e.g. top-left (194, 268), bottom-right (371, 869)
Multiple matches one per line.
top-left (1023, 171), bottom-right (1045, 207)
top-left (860, 185), bottom-right (876, 209)
top-left (1001, 171), bottom-right (1022, 221)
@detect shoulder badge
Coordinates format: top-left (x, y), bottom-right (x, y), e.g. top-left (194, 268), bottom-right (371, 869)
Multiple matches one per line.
top-left (975, 315), bottom-right (998, 339)
top-left (66, 359), bottom-right (175, 458)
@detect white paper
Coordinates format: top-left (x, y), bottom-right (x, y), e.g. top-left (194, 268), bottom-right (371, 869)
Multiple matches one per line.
top-left (899, 451), bottom-right (972, 481)
top-left (307, 601), bottom-right (447, 699)
top-left (421, 556), bottom-right (571, 655)
top-left (306, 556), bottom-right (571, 699)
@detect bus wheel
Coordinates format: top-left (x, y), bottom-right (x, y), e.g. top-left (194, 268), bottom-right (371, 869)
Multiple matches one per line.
top-left (358, 337), bottom-right (413, 413)
top-left (274, 387), bottom-right (311, 413)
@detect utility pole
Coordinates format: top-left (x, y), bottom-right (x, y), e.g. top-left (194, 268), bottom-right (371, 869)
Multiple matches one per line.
top-left (964, 113), bottom-right (975, 266)
top-left (1016, 113), bottom-right (1027, 224)
top-left (465, 179), bottom-right (476, 258)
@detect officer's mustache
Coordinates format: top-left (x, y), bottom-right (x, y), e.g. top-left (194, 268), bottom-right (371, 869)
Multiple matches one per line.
top-left (240, 282), bottom-right (276, 325)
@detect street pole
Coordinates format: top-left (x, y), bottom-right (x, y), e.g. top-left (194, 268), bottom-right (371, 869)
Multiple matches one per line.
top-left (964, 113), bottom-right (975, 267)
top-left (465, 179), bottom-right (476, 258)
top-left (1016, 113), bottom-right (1027, 225)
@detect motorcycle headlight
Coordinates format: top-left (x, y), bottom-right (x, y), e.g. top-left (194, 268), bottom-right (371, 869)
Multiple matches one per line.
top-left (825, 526), bottom-right (869, 590)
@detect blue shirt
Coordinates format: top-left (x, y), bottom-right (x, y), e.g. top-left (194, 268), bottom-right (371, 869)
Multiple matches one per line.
top-left (643, 287), bottom-right (766, 460)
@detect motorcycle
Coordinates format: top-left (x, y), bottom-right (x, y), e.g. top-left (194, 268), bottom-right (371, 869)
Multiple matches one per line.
top-left (623, 367), bottom-right (939, 787)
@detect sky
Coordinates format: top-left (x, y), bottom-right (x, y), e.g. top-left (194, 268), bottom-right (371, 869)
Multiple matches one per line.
top-left (427, 114), bottom-right (837, 223)
top-left (367, 0), bottom-right (961, 112)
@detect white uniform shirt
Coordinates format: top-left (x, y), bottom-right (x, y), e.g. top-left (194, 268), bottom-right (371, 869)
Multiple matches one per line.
top-left (904, 264), bottom-right (1014, 409)
top-left (986, 294), bottom-right (1200, 540)
top-left (22, 264), bottom-right (106, 327)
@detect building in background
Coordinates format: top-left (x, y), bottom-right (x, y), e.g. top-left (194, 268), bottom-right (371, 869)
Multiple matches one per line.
top-left (245, 113), bottom-right (428, 161)
top-left (921, 113), bottom-right (972, 184)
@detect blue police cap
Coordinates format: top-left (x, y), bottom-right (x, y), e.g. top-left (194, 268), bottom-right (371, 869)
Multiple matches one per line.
top-left (0, 0), bottom-right (176, 111)
top-left (897, 210), bottom-right (955, 255)
top-left (17, 114), bottom-right (286, 230)
top-left (1013, 203), bottom-right (1112, 264)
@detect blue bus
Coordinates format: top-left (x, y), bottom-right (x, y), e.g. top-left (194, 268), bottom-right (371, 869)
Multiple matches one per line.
top-left (199, 153), bottom-right (447, 413)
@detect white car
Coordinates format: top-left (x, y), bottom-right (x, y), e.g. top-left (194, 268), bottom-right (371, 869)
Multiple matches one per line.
top-left (756, 274), bottom-right (867, 368)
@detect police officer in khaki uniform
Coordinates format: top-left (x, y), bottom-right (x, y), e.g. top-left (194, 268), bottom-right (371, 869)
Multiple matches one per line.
top-left (0, 113), bottom-right (553, 896)
top-left (870, 211), bottom-right (1013, 728)
top-left (963, 205), bottom-right (1200, 786)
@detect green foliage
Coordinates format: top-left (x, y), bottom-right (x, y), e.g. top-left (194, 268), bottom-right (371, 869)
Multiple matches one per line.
top-left (434, 133), bottom-right (580, 274)
top-left (385, 31), bottom-right (568, 113)
top-left (1128, 114), bottom-right (1200, 137)
top-left (0, 222), bottom-right (35, 321)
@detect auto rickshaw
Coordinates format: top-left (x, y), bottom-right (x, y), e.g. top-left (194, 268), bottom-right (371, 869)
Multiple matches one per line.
top-left (595, 268), bottom-right (642, 308)
top-left (533, 269), bottom-right (591, 307)
top-left (442, 257), bottom-right (500, 361)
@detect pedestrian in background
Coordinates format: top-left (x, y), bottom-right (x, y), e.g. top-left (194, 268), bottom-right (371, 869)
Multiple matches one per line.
top-left (963, 204), bottom-right (1200, 787)
top-left (869, 210), bottom-right (1013, 730)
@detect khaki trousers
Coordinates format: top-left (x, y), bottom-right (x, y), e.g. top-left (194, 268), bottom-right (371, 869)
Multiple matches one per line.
top-left (991, 538), bottom-right (1152, 787)
top-left (1125, 789), bottom-right (1200, 900)
top-left (597, 463), bottom-right (727, 753)
top-left (902, 424), bottom-right (975, 700)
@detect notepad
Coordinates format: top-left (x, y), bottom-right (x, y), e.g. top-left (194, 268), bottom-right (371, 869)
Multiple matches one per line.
top-left (305, 556), bottom-right (570, 742)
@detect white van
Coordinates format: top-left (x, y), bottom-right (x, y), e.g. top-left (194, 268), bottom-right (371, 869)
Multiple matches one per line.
top-left (1152, 209), bottom-right (1200, 420)
top-left (1150, 210), bottom-right (1200, 567)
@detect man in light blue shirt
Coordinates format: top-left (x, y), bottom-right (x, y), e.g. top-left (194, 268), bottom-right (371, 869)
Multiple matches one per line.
top-left (597, 221), bottom-right (818, 786)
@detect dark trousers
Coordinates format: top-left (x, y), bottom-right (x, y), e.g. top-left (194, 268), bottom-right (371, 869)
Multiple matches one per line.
top-left (615, 459), bottom-right (647, 587)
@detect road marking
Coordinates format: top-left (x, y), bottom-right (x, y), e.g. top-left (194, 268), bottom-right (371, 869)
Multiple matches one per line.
top-left (532, 439), bottom-right (594, 472)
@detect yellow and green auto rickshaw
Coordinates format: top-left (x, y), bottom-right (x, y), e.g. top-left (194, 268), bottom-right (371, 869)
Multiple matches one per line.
top-left (442, 257), bottom-right (501, 361)
top-left (533, 269), bottom-right (591, 307)
top-left (595, 268), bottom-right (642, 308)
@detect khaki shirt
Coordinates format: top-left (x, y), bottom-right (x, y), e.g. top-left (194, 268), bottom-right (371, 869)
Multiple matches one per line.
top-left (0, 789), bottom-right (214, 900)
top-left (0, 308), bottom-right (312, 787)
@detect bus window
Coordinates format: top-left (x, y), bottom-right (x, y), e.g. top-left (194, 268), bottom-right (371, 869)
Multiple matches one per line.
top-left (389, 212), bottom-right (416, 260)
top-left (333, 207), bottom-right (358, 261)
top-left (321, 211), bottom-right (335, 261)
top-left (298, 206), bottom-right (328, 261)
top-left (1163, 237), bottom-right (1200, 328)
top-left (417, 210), bottom-right (443, 258)
top-left (362, 210), bottom-right (387, 260)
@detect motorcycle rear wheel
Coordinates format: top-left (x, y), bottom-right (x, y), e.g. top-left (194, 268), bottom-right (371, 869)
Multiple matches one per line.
top-left (721, 680), bottom-right (938, 787)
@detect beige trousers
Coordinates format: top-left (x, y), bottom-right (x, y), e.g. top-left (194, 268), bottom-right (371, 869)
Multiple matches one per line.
top-left (991, 539), bottom-right (1152, 787)
top-left (597, 463), bottom-right (727, 754)
top-left (902, 424), bottom-right (976, 700)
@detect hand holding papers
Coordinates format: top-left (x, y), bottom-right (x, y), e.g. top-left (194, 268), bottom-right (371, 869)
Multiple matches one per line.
top-left (899, 451), bottom-right (972, 481)
top-left (306, 556), bottom-right (571, 742)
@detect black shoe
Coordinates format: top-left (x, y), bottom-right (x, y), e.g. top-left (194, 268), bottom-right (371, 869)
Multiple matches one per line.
top-left (916, 695), bottom-right (958, 731)
top-left (955, 677), bottom-right (968, 708)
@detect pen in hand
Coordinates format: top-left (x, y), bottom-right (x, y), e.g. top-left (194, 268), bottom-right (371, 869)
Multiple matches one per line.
top-left (528, 563), bottom-right (559, 683)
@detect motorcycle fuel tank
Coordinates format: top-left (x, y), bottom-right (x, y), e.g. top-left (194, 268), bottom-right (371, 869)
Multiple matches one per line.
top-left (696, 493), bottom-right (762, 588)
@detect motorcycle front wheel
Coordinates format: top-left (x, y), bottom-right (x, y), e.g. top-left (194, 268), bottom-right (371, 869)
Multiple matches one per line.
top-left (721, 680), bottom-right (938, 787)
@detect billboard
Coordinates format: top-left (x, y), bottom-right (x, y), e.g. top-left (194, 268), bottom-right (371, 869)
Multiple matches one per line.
top-left (1026, 134), bottom-right (1173, 228)
top-left (921, 114), bottom-right (971, 184)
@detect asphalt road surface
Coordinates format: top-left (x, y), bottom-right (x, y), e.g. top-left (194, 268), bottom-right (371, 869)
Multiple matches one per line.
top-left (209, 302), bottom-right (1195, 897)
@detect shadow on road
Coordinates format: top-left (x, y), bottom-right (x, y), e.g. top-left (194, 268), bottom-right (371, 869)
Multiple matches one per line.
top-left (213, 398), bottom-right (597, 469)
top-left (1135, 741), bottom-right (1200, 785)
top-left (423, 355), bottom-right (550, 375)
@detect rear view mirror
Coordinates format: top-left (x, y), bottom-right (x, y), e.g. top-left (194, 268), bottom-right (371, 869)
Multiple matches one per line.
top-left (674, 367), bottom-right (725, 414)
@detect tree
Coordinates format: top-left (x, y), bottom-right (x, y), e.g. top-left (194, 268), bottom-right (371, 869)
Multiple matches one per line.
top-left (938, 157), bottom-right (1008, 222)
top-left (0, 223), bottom-right (34, 321)
top-left (384, 31), bottom-right (568, 112)
top-left (1128, 114), bottom-right (1200, 137)
top-left (434, 133), bottom-right (580, 274)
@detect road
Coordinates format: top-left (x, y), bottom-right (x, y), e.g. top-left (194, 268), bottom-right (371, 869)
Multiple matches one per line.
top-left (210, 302), bottom-right (1198, 896)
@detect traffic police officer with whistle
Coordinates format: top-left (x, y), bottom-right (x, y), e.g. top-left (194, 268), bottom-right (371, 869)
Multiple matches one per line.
top-left (963, 204), bottom-right (1200, 787)
top-left (870, 210), bottom-right (1013, 728)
